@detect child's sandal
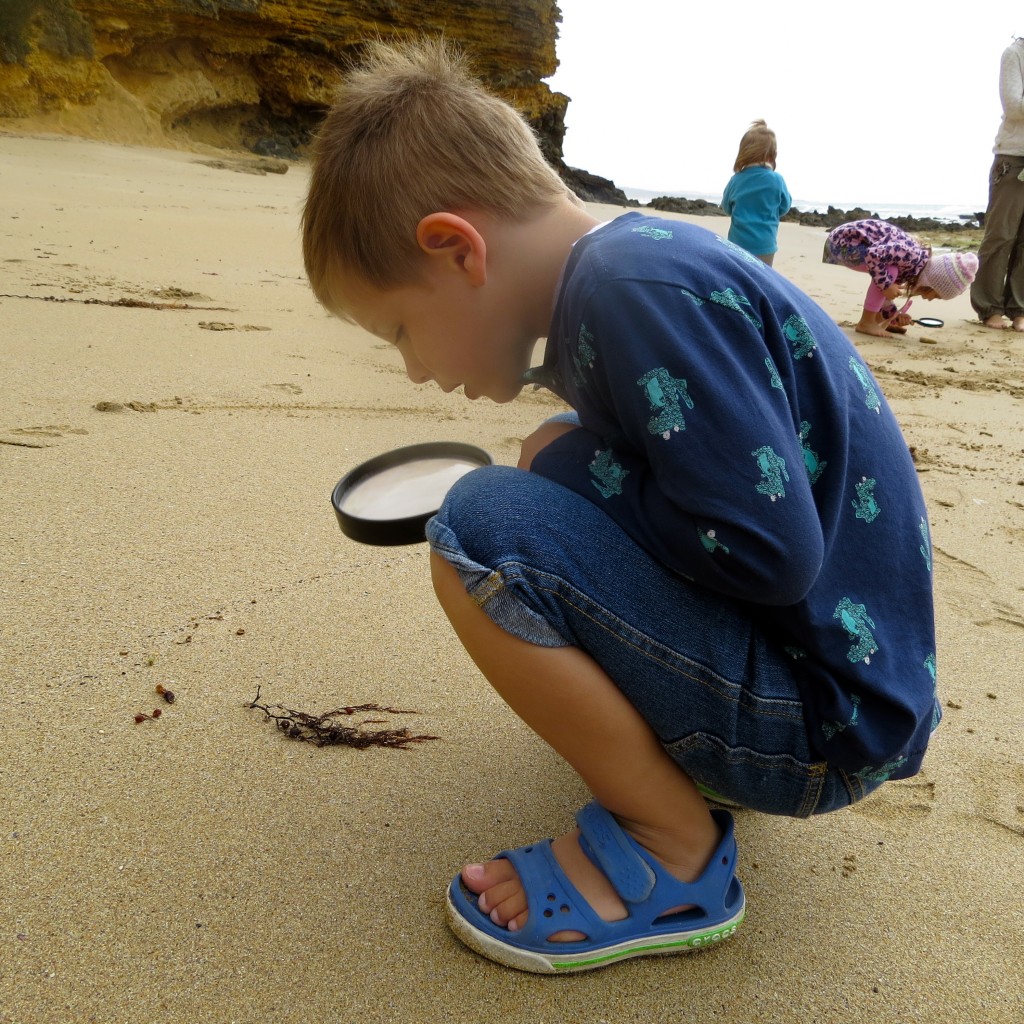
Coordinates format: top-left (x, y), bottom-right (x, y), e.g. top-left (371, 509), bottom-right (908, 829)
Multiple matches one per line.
top-left (445, 802), bottom-right (745, 973)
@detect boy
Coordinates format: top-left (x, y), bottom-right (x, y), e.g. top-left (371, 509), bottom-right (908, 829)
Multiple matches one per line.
top-left (302, 39), bottom-right (939, 974)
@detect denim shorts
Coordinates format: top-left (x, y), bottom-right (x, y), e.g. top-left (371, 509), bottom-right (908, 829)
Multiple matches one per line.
top-left (426, 464), bottom-right (880, 818)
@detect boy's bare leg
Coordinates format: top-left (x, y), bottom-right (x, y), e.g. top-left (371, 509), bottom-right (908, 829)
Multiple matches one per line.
top-left (431, 552), bottom-right (720, 939)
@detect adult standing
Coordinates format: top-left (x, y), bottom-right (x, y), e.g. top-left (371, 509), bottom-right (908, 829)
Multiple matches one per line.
top-left (972, 36), bottom-right (1024, 331)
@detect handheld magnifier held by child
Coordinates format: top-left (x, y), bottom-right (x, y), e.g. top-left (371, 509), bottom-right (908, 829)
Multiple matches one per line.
top-left (331, 442), bottom-right (493, 546)
top-left (896, 299), bottom-right (943, 330)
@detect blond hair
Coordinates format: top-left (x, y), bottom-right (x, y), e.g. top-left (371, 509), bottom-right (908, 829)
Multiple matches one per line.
top-left (733, 119), bottom-right (778, 173)
top-left (302, 37), bottom-right (570, 310)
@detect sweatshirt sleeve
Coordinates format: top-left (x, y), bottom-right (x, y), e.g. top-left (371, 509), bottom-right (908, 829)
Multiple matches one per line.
top-left (530, 277), bottom-right (824, 606)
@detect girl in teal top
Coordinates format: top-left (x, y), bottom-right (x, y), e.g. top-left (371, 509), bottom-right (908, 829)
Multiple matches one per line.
top-left (722, 119), bottom-right (792, 266)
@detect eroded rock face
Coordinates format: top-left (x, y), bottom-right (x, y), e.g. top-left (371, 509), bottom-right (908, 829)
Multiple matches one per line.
top-left (0, 0), bottom-right (569, 162)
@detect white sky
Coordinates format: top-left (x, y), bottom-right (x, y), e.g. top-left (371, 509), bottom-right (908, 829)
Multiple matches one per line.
top-left (546, 0), bottom-right (1019, 211)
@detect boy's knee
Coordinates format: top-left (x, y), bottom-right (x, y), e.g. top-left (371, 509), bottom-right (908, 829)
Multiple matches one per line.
top-left (435, 465), bottom-right (520, 543)
top-left (432, 464), bottom-right (566, 572)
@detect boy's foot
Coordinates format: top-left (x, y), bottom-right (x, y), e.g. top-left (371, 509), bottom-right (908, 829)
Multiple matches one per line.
top-left (982, 314), bottom-right (1009, 329)
top-left (460, 816), bottom-right (718, 941)
top-left (447, 806), bottom-right (745, 973)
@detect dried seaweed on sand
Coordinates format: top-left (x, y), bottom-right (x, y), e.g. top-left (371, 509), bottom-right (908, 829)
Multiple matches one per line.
top-left (247, 686), bottom-right (437, 749)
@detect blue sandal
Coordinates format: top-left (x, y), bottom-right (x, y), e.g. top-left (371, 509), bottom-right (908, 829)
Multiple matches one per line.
top-left (445, 802), bottom-right (745, 973)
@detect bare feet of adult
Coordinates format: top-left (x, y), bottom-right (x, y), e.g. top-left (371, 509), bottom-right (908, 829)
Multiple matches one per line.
top-left (1013, 316), bottom-right (1024, 332)
top-left (460, 816), bottom-right (719, 941)
top-left (982, 314), bottom-right (1009, 329)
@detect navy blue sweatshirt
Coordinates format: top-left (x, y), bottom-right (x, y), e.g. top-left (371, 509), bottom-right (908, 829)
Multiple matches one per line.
top-left (526, 213), bottom-right (938, 778)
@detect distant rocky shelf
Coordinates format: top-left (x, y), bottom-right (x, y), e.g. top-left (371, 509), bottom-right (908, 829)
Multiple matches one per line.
top-left (645, 195), bottom-right (985, 235)
top-left (555, 173), bottom-right (983, 239)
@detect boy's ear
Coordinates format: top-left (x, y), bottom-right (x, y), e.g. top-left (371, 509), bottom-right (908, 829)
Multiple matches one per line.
top-left (415, 212), bottom-right (487, 285)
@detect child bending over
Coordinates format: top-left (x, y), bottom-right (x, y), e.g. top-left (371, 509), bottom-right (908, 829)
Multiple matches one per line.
top-left (721, 119), bottom-right (792, 266)
top-left (302, 39), bottom-right (941, 974)
top-left (824, 218), bottom-right (978, 337)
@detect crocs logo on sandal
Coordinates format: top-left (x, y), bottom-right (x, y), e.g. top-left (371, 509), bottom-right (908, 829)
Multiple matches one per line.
top-left (687, 922), bottom-right (740, 947)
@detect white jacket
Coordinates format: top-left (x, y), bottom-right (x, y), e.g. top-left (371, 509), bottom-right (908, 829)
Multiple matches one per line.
top-left (994, 39), bottom-right (1024, 156)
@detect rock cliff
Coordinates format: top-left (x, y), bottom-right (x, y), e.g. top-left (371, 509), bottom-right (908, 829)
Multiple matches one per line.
top-left (0, 0), bottom-right (573, 168)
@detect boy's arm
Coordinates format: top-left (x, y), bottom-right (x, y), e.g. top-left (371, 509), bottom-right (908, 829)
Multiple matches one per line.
top-left (518, 420), bottom-right (578, 469)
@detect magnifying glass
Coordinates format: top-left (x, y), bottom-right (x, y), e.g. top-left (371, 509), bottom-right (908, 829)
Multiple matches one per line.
top-left (913, 317), bottom-right (944, 328)
top-left (331, 441), bottom-right (493, 545)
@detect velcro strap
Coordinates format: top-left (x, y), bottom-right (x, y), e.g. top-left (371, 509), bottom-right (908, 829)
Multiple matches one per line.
top-left (576, 802), bottom-right (655, 904)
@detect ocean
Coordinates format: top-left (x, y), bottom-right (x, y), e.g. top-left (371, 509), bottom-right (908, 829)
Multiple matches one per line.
top-left (623, 187), bottom-right (985, 224)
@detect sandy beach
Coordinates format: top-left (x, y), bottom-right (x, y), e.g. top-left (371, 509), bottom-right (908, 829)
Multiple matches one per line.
top-left (1, 133), bottom-right (1022, 1023)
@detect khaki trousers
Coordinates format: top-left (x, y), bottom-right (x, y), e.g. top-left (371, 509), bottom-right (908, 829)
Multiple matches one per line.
top-left (971, 154), bottom-right (1024, 320)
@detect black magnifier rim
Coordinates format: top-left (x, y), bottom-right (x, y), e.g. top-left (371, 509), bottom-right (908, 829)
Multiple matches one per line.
top-left (331, 441), bottom-right (493, 546)
top-left (914, 317), bottom-right (944, 328)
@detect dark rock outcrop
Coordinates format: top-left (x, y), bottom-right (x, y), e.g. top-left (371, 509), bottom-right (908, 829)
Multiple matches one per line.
top-left (647, 196), bottom-right (726, 217)
top-left (781, 205), bottom-right (984, 232)
top-left (560, 165), bottom-right (637, 207)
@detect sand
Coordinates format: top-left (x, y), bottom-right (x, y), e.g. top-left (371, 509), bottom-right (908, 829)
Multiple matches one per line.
top-left (1, 133), bottom-right (1022, 1023)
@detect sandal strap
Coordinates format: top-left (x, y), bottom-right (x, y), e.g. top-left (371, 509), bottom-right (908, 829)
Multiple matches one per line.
top-left (575, 802), bottom-right (656, 903)
top-left (576, 802), bottom-right (740, 913)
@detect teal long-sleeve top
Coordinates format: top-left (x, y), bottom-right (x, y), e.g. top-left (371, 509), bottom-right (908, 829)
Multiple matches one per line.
top-left (722, 165), bottom-right (792, 256)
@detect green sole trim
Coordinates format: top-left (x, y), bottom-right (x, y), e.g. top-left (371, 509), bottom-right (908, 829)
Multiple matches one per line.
top-left (550, 913), bottom-right (745, 971)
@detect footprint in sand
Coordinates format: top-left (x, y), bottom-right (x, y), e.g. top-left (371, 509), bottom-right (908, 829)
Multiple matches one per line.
top-left (266, 382), bottom-right (303, 395)
top-left (931, 548), bottom-right (1024, 630)
top-left (93, 401), bottom-right (158, 413)
top-left (976, 760), bottom-right (1024, 838)
top-left (0, 424), bottom-right (88, 448)
top-left (198, 321), bottom-right (270, 332)
top-left (153, 287), bottom-right (209, 301)
top-left (852, 774), bottom-right (936, 822)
